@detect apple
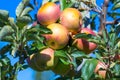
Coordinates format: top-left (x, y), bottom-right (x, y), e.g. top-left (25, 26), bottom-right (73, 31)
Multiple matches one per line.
top-left (94, 61), bottom-right (107, 79)
top-left (43, 23), bottom-right (69, 50)
top-left (27, 48), bottom-right (56, 71)
top-left (27, 54), bottom-right (43, 71)
top-left (60, 8), bottom-right (82, 34)
top-left (73, 28), bottom-right (97, 54)
top-left (37, 2), bottom-right (60, 25)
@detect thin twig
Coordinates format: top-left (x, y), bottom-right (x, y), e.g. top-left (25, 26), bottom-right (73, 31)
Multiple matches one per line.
top-left (106, 18), bottom-right (120, 25)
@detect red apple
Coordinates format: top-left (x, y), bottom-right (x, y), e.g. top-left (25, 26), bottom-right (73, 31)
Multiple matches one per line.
top-left (37, 2), bottom-right (60, 25)
top-left (27, 48), bottom-right (56, 71)
top-left (73, 28), bottom-right (97, 54)
top-left (94, 61), bottom-right (108, 79)
top-left (60, 8), bottom-right (82, 34)
top-left (43, 23), bottom-right (69, 50)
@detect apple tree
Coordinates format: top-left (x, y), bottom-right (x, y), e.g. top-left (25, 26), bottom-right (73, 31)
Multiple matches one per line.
top-left (0, 0), bottom-right (120, 80)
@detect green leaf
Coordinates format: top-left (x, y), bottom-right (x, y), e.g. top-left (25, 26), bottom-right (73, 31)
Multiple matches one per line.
top-left (74, 33), bottom-right (94, 39)
top-left (91, 14), bottom-right (97, 21)
top-left (114, 64), bottom-right (120, 76)
top-left (60, 58), bottom-right (70, 65)
top-left (0, 10), bottom-right (9, 22)
top-left (49, 0), bottom-right (59, 2)
top-left (28, 24), bottom-right (52, 34)
top-left (21, 65), bottom-right (29, 70)
top-left (16, 0), bottom-right (30, 17)
top-left (0, 25), bottom-right (14, 40)
top-left (21, 7), bottom-right (33, 16)
top-left (112, 1), bottom-right (120, 10)
top-left (115, 25), bottom-right (120, 36)
top-left (16, 15), bottom-right (32, 28)
top-left (60, 0), bottom-right (66, 10)
top-left (71, 50), bottom-right (87, 58)
top-left (42, 0), bottom-right (49, 5)
top-left (0, 44), bottom-right (11, 55)
top-left (102, 30), bottom-right (108, 43)
top-left (0, 57), bottom-right (10, 65)
top-left (54, 50), bottom-right (68, 58)
top-left (109, 32), bottom-right (116, 48)
top-left (108, 12), bottom-right (120, 19)
top-left (95, 52), bottom-right (102, 61)
top-left (60, 0), bottom-right (75, 10)
top-left (81, 59), bottom-right (98, 80)
top-left (110, 0), bottom-right (118, 3)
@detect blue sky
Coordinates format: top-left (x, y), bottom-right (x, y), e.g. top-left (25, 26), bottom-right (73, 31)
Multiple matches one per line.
top-left (0, 0), bottom-right (103, 80)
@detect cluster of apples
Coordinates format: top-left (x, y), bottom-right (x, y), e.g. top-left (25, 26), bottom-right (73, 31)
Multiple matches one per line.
top-left (27, 2), bottom-right (97, 76)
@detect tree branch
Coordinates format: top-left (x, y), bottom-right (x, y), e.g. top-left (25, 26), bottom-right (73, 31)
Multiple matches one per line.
top-left (106, 18), bottom-right (120, 25)
top-left (98, 0), bottom-right (109, 37)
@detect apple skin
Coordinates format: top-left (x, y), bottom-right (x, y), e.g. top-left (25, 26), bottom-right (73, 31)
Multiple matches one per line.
top-left (43, 23), bottom-right (69, 50)
top-left (27, 48), bottom-right (57, 71)
top-left (60, 8), bottom-right (82, 34)
top-left (37, 2), bottom-right (60, 25)
top-left (73, 28), bottom-right (97, 54)
top-left (80, 28), bottom-right (96, 36)
top-left (94, 61), bottom-right (108, 79)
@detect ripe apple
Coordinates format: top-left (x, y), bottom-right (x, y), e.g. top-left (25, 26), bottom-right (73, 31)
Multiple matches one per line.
top-left (37, 2), bottom-right (60, 25)
top-left (73, 28), bottom-right (97, 54)
top-left (27, 54), bottom-right (43, 71)
top-left (27, 48), bottom-right (56, 71)
top-left (94, 61), bottom-right (107, 79)
top-left (51, 60), bottom-right (72, 76)
top-left (60, 8), bottom-right (82, 34)
top-left (43, 23), bottom-right (69, 50)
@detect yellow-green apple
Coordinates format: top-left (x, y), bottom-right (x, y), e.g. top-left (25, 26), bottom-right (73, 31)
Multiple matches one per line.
top-left (73, 28), bottom-right (97, 54)
top-left (60, 8), bottom-right (82, 34)
top-left (37, 2), bottom-right (60, 25)
top-left (43, 23), bottom-right (69, 49)
top-left (27, 48), bottom-right (56, 71)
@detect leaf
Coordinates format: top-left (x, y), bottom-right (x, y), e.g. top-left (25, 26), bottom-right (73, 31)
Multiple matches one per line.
top-left (108, 12), bottom-right (120, 19)
top-left (114, 64), bottom-right (120, 76)
top-left (115, 25), bottom-right (120, 36)
top-left (16, 15), bottom-right (32, 28)
top-left (60, 58), bottom-right (70, 65)
top-left (71, 50), bottom-right (87, 58)
top-left (0, 44), bottom-right (11, 55)
top-left (90, 14), bottom-right (97, 30)
top-left (81, 59), bottom-right (98, 80)
top-left (0, 57), bottom-right (10, 65)
top-left (16, 0), bottom-right (30, 17)
top-left (74, 33), bottom-right (94, 39)
top-left (110, 0), bottom-right (118, 3)
top-left (112, 1), bottom-right (120, 10)
top-left (49, 0), bottom-right (59, 2)
top-left (0, 9), bottom-right (9, 22)
top-left (21, 65), bottom-right (29, 70)
top-left (28, 24), bottom-right (52, 34)
top-left (0, 25), bottom-right (14, 40)
top-left (42, 0), bottom-right (49, 5)
top-left (54, 50), bottom-right (68, 58)
top-left (102, 30), bottom-right (108, 43)
top-left (21, 7), bottom-right (33, 16)
top-left (60, 0), bottom-right (75, 10)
